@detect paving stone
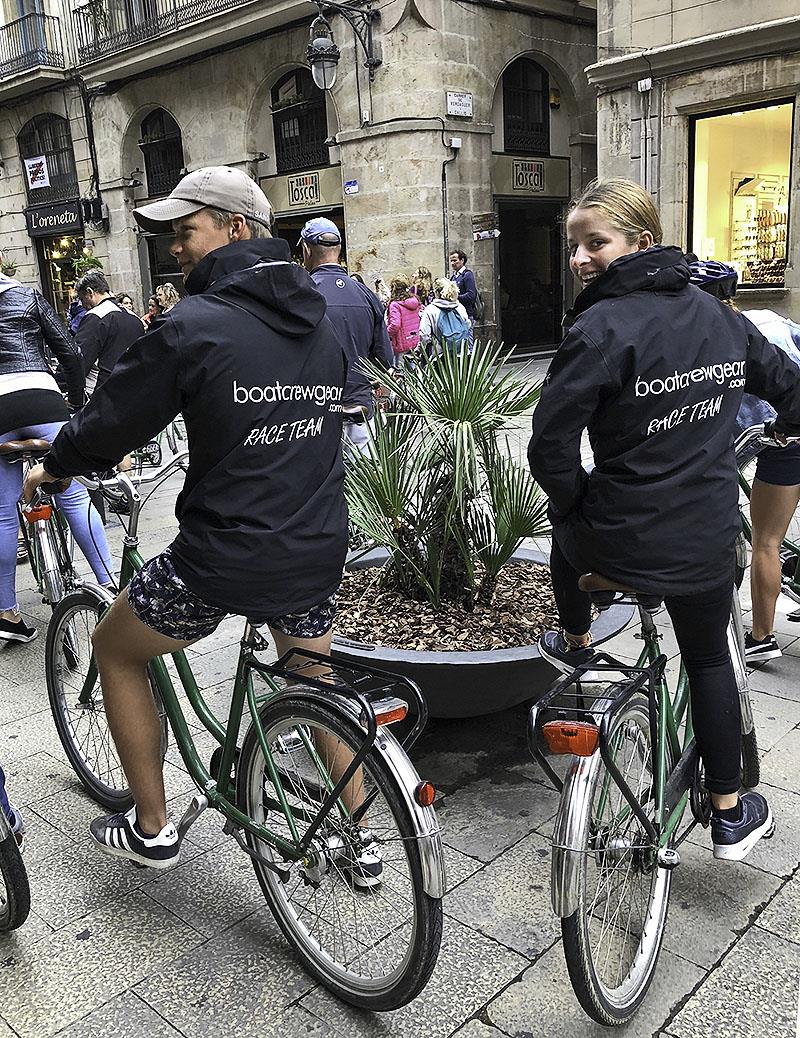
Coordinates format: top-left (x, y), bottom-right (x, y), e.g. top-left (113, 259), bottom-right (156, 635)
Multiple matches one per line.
top-left (486, 944), bottom-right (702, 1037)
top-left (451, 1023), bottom-right (509, 1038)
top-left (0, 890), bottom-right (203, 1038)
top-left (760, 727), bottom-right (800, 794)
top-left (747, 662), bottom-right (800, 703)
top-left (437, 769), bottom-right (559, 863)
top-left (669, 926), bottom-right (797, 1038)
top-left (144, 839), bottom-right (265, 938)
top-left (442, 843), bottom-right (484, 893)
top-left (749, 688), bottom-right (800, 752)
top-left (301, 915), bottom-right (528, 1038)
top-left (52, 990), bottom-right (185, 1038)
top-left (16, 807), bottom-right (77, 865)
top-left (25, 839), bottom-right (157, 930)
top-left (0, 707), bottom-right (65, 764)
top-left (663, 840), bottom-right (781, 968)
top-left (445, 831), bottom-right (558, 960)
top-left (5, 753), bottom-right (82, 808)
top-left (136, 908), bottom-right (319, 1037)
top-left (757, 877), bottom-right (800, 944)
top-left (688, 783), bottom-right (800, 878)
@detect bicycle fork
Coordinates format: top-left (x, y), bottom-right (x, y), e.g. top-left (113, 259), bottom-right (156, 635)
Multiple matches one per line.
top-left (727, 592), bottom-right (755, 737)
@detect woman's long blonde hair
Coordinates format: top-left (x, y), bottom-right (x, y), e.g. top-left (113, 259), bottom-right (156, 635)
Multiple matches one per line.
top-left (570, 177), bottom-right (663, 244)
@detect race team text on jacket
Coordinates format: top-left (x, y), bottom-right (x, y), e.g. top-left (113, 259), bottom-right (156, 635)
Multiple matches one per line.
top-left (529, 246), bottom-right (800, 596)
top-left (45, 239), bottom-right (349, 620)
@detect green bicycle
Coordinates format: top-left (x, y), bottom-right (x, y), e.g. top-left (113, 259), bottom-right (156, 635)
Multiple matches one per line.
top-left (527, 425), bottom-right (767, 1025)
top-left (35, 447), bottom-right (443, 1010)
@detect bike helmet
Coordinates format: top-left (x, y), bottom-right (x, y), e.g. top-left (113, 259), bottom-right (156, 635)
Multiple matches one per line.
top-left (687, 257), bottom-right (738, 301)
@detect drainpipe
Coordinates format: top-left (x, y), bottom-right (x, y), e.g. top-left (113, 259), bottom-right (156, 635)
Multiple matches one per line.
top-left (442, 142), bottom-right (458, 275)
top-left (637, 77), bottom-right (651, 190)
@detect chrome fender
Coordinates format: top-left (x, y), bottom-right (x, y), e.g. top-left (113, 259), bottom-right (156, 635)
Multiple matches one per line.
top-left (331, 696), bottom-right (446, 900)
top-left (551, 752), bottom-right (599, 918)
top-left (728, 592), bottom-right (754, 735)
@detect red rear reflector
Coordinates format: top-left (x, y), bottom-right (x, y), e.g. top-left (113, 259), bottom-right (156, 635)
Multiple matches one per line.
top-left (24, 504), bottom-right (52, 522)
top-left (414, 781), bottom-right (436, 807)
top-left (374, 703), bottom-right (408, 726)
top-left (542, 720), bottom-right (600, 756)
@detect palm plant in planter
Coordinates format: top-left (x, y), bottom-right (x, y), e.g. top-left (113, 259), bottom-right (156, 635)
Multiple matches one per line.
top-left (344, 343), bottom-right (549, 612)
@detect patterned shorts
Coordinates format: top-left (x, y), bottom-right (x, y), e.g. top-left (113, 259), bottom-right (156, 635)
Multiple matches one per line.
top-left (128, 549), bottom-right (336, 642)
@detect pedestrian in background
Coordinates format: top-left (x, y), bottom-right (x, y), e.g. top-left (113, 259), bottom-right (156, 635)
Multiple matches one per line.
top-left (374, 277), bottom-right (390, 309)
top-left (386, 274), bottom-right (421, 363)
top-left (142, 295), bottom-right (162, 330)
top-left (419, 277), bottom-right (472, 357)
top-left (412, 266), bottom-right (435, 307)
top-left (155, 283), bottom-right (181, 314)
top-left (449, 249), bottom-right (477, 323)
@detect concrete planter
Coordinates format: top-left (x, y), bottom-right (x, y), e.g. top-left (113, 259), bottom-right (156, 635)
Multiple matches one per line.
top-left (332, 547), bottom-right (633, 719)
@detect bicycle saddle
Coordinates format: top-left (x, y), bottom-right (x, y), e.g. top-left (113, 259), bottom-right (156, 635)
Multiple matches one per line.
top-left (579, 572), bottom-right (663, 613)
top-left (0, 438), bottom-right (51, 460)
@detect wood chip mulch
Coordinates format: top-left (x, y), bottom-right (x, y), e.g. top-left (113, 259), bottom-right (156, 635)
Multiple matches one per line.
top-left (335, 560), bottom-right (560, 652)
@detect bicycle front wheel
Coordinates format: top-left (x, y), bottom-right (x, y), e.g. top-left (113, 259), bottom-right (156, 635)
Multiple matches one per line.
top-left (237, 693), bottom-right (442, 1011)
top-left (560, 693), bottom-right (672, 1026)
top-left (0, 830), bottom-right (30, 931)
top-left (46, 590), bottom-right (167, 810)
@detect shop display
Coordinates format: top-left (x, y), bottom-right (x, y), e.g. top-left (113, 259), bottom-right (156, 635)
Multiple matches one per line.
top-left (730, 172), bottom-right (788, 286)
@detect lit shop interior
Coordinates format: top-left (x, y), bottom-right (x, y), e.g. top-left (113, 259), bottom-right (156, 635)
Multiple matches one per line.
top-left (691, 101), bottom-right (792, 286)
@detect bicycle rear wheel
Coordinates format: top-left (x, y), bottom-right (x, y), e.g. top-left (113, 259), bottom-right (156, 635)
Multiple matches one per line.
top-left (560, 693), bottom-right (671, 1026)
top-left (0, 829), bottom-right (30, 931)
top-left (237, 693), bottom-right (442, 1011)
top-left (46, 590), bottom-right (167, 810)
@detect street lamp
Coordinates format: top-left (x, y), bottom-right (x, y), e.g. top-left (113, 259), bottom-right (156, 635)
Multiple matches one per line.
top-left (306, 2), bottom-right (381, 91)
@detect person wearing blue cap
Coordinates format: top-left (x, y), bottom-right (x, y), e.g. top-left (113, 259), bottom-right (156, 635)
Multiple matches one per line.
top-left (300, 218), bottom-right (393, 453)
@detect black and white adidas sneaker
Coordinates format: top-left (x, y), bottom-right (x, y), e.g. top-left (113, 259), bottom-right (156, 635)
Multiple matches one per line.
top-left (89, 807), bottom-right (180, 869)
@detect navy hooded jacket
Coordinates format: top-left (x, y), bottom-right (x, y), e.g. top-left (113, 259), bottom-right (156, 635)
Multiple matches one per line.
top-left (529, 246), bottom-right (800, 595)
top-left (46, 238), bottom-right (348, 619)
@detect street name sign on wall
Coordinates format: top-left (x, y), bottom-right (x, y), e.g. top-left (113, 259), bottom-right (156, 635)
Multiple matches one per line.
top-left (472, 211), bottom-right (500, 241)
top-left (25, 200), bottom-right (84, 237)
top-left (446, 91), bottom-right (473, 118)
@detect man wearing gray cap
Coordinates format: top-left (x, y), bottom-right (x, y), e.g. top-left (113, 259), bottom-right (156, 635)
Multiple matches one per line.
top-left (300, 217), bottom-right (392, 453)
top-left (24, 166), bottom-right (355, 871)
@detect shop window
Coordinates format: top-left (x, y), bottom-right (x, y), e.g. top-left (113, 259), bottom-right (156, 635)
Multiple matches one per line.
top-left (139, 108), bottom-right (184, 197)
top-left (691, 102), bottom-right (793, 287)
top-left (271, 68), bottom-right (329, 174)
top-left (503, 57), bottom-right (550, 156)
top-left (17, 112), bottom-right (79, 205)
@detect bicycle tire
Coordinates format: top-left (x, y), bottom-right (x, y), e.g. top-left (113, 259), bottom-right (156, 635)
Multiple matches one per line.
top-left (741, 727), bottom-right (760, 789)
top-left (0, 830), bottom-right (30, 931)
top-left (236, 692), bottom-right (442, 1011)
top-left (46, 590), bottom-right (168, 810)
top-left (560, 693), bottom-right (672, 1026)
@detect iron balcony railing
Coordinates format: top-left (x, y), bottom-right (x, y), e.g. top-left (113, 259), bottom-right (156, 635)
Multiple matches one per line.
top-left (0, 13), bottom-right (64, 80)
top-left (73, 0), bottom-right (253, 62)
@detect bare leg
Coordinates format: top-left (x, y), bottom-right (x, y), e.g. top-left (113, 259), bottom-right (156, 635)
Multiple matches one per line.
top-left (92, 589), bottom-right (196, 833)
top-left (749, 479), bottom-right (800, 640)
top-left (269, 627), bottom-right (364, 814)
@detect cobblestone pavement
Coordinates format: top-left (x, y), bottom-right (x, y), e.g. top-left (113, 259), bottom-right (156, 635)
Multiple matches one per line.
top-left (0, 377), bottom-right (798, 1037)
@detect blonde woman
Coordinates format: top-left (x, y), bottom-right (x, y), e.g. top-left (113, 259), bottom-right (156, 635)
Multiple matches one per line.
top-left (418, 277), bottom-right (471, 356)
top-left (155, 282), bottom-right (181, 313)
top-left (529, 176), bottom-right (800, 861)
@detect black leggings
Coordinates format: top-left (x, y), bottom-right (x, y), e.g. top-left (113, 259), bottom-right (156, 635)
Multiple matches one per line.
top-left (550, 540), bottom-right (741, 795)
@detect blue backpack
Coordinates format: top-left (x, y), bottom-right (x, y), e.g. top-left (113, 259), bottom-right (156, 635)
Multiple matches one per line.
top-left (435, 307), bottom-right (471, 353)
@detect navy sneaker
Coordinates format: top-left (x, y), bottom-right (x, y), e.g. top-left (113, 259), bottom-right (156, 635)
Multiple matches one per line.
top-left (712, 792), bottom-right (775, 861)
top-left (90, 807), bottom-right (180, 869)
top-left (344, 831), bottom-right (384, 890)
top-left (0, 615), bottom-right (37, 644)
top-left (538, 630), bottom-right (601, 681)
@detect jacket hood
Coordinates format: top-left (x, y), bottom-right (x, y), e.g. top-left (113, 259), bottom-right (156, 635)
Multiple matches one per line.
top-left (431, 298), bottom-right (458, 310)
top-left (567, 246), bottom-right (690, 327)
top-left (0, 273), bottom-right (23, 296)
top-left (394, 296), bottom-right (420, 312)
top-left (185, 238), bottom-right (327, 338)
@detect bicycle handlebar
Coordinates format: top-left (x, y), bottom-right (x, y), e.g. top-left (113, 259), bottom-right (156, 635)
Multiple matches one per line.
top-left (735, 422), bottom-right (800, 462)
top-left (73, 450), bottom-right (189, 494)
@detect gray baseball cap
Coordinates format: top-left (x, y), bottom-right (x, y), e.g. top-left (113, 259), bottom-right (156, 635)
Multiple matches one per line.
top-left (133, 166), bottom-right (273, 234)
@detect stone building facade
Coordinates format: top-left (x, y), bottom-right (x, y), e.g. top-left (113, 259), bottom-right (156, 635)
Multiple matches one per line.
top-left (590, 1), bottom-right (800, 318)
top-left (0, 0), bottom-right (597, 352)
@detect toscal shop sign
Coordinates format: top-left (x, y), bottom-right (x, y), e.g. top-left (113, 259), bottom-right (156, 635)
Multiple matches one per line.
top-left (25, 200), bottom-right (84, 238)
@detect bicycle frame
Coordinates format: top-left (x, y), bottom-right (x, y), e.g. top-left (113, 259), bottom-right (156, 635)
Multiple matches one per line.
top-left (72, 461), bottom-right (443, 892)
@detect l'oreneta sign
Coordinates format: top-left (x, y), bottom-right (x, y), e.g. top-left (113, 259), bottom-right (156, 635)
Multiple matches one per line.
top-left (25, 200), bottom-right (84, 238)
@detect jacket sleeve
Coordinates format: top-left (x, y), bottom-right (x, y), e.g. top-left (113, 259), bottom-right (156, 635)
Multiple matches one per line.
top-left (369, 296), bottom-right (393, 367)
top-left (34, 292), bottom-right (85, 408)
top-left (386, 302), bottom-right (400, 350)
top-left (75, 312), bottom-right (105, 377)
top-left (418, 306), bottom-right (434, 345)
top-left (458, 270), bottom-right (477, 310)
top-left (528, 327), bottom-right (621, 519)
top-left (742, 316), bottom-right (800, 435)
top-left (44, 318), bottom-right (183, 478)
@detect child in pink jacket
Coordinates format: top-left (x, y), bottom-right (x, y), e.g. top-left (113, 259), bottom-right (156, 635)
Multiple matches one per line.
top-left (386, 275), bottom-right (421, 362)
